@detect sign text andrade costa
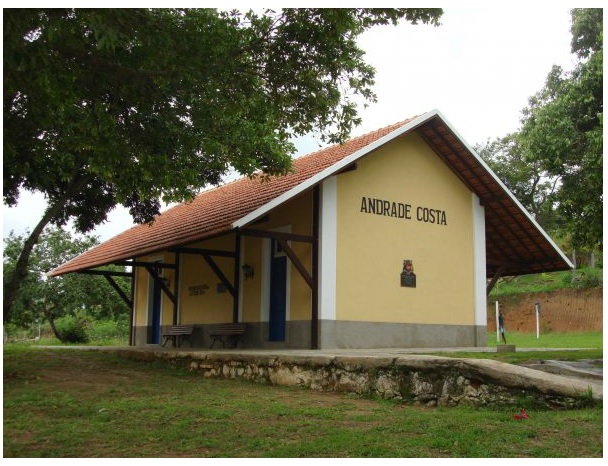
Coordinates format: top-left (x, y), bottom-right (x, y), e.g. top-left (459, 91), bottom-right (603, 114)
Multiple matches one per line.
top-left (359, 196), bottom-right (447, 226)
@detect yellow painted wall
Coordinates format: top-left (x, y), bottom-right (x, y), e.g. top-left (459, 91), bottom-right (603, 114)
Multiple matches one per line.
top-left (132, 190), bottom-right (314, 328)
top-left (178, 235), bottom-right (235, 324)
top-left (133, 252), bottom-right (177, 329)
top-left (133, 264), bottom-right (148, 328)
top-left (243, 191), bottom-right (313, 322)
top-left (335, 132), bottom-right (475, 325)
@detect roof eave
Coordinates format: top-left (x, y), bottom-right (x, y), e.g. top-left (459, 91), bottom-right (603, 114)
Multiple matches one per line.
top-left (432, 110), bottom-right (574, 271)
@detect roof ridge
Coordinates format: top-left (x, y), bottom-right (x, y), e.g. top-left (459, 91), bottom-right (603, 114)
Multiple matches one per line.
top-left (169, 120), bottom-right (410, 205)
top-left (185, 117), bottom-right (421, 198)
top-left (293, 117), bottom-right (418, 162)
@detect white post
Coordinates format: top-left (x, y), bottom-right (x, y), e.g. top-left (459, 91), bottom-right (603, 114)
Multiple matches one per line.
top-left (495, 301), bottom-right (500, 343)
top-left (535, 302), bottom-right (541, 339)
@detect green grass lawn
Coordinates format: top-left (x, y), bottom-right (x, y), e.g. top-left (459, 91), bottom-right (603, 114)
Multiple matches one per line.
top-left (3, 345), bottom-right (603, 458)
top-left (438, 332), bottom-right (604, 364)
top-left (487, 331), bottom-right (602, 349)
top-left (489, 267), bottom-right (602, 296)
top-left (434, 331), bottom-right (604, 364)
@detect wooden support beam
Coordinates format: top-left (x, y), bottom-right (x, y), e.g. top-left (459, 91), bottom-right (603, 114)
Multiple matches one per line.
top-left (202, 253), bottom-right (235, 297)
top-left (486, 264), bottom-right (506, 297)
top-left (173, 252), bottom-right (181, 325)
top-left (232, 231), bottom-right (241, 323)
top-left (77, 269), bottom-right (133, 309)
top-left (277, 238), bottom-right (313, 289)
top-left (129, 266), bottom-right (135, 346)
top-left (103, 274), bottom-right (133, 308)
top-left (240, 228), bottom-right (314, 244)
top-left (115, 260), bottom-right (176, 269)
top-left (145, 265), bottom-right (176, 304)
top-left (170, 246), bottom-right (236, 258)
top-left (174, 244), bottom-right (237, 297)
top-left (78, 269), bottom-right (133, 278)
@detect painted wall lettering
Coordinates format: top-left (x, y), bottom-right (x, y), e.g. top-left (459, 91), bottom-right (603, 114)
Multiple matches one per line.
top-left (360, 197), bottom-right (411, 219)
top-left (359, 196), bottom-right (447, 226)
top-left (416, 206), bottom-right (447, 225)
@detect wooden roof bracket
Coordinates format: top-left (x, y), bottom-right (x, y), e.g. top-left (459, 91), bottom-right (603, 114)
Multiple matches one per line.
top-left (77, 269), bottom-right (133, 308)
top-left (240, 228), bottom-right (314, 289)
top-left (202, 253), bottom-right (236, 298)
top-left (240, 228), bottom-right (314, 244)
top-left (486, 264), bottom-right (507, 297)
top-left (144, 264), bottom-right (176, 305)
top-left (276, 238), bottom-right (313, 289)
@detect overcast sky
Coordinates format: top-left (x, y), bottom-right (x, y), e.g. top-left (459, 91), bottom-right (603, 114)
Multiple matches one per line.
top-left (2, 5), bottom-right (586, 244)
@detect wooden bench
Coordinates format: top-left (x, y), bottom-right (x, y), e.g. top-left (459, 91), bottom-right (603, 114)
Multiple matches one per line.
top-left (162, 325), bottom-right (194, 348)
top-left (209, 323), bottom-right (246, 348)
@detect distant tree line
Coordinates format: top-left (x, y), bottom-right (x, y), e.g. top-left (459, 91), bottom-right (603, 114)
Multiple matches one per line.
top-left (3, 226), bottom-right (130, 342)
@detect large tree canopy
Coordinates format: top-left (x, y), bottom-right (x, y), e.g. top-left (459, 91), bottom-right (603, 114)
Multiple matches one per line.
top-left (3, 8), bottom-right (443, 321)
top-left (518, 8), bottom-right (602, 250)
top-left (4, 8), bottom-right (442, 224)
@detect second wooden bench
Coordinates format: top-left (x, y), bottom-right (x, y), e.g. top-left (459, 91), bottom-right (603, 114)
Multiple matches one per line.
top-left (209, 323), bottom-right (246, 348)
top-left (162, 325), bottom-right (194, 348)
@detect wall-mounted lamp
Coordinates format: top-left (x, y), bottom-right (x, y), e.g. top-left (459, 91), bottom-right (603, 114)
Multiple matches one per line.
top-left (242, 264), bottom-right (255, 280)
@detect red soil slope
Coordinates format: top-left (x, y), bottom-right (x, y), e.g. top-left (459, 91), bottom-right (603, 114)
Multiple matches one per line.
top-left (487, 288), bottom-right (602, 333)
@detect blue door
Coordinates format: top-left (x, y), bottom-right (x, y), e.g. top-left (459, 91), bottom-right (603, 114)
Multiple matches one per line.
top-left (269, 240), bottom-right (287, 341)
top-left (148, 274), bottom-right (162, 344)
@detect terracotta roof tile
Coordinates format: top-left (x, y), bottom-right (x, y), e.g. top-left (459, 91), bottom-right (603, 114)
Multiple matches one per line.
top-left (50, 117), bottom-right (416, 276)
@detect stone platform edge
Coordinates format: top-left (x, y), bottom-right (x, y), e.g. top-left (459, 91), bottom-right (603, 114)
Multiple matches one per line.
top-left (111, 347), bottom-right (602, 407)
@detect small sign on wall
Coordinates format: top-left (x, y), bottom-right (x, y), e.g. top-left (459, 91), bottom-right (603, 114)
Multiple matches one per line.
top-left (189, 284), bottom-right (209, 296)
top-left (400, 260), bottom-right (416, 288)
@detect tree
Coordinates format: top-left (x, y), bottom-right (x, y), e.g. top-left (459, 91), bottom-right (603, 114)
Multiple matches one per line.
top-left (475, 134), bottom-right (560, 231)
top-left (3, 8), bottom-right (444, 321)
top-left (3, 226), bottom-right (129, 341)
top-left (518, 8), bottom-right (602, 250)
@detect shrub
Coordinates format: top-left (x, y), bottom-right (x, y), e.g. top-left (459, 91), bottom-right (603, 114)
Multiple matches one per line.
top-left (87, 315), bottom-right (130, 344)
top-left (560, 267), bottom-right (603, 289)
top-left (573, 268), bottom-right (603, 289)
top-left (563, 268), bottom-right (603, 289)
top-left (54, 314), bottom-right (90, 344)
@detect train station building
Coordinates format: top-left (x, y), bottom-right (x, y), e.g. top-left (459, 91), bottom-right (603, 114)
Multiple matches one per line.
top-left (50, 110), bottom-right (573, 349)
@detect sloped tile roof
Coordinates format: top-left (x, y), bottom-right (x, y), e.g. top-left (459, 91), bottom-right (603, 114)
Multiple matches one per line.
top-left (49, 117), bottom-right (416, 276)
top-left (50, 110), bottom-right (573, 278)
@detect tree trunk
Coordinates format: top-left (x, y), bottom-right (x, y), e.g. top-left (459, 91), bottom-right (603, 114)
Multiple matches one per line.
top-left (3, 208), bottom-right (57, 323)
top-left (41, 305), bottom-right (64, 343)
top-left (3, 175), bottom-right (89, 323)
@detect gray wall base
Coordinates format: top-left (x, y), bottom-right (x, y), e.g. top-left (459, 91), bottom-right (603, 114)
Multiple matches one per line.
top-left (133, 321), bottom-right (487, 349)
top-left (318, 320), bottom-right (487, 349)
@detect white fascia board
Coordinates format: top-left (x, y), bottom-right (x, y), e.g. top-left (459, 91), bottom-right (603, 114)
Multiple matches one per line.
top-left (433, 109), bottom-right (574, 270)
top-left (232, 109), bottom-right (439, 229)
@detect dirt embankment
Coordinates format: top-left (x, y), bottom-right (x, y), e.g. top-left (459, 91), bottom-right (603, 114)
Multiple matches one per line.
top-left (487, 288), bottom-right (602, 333)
